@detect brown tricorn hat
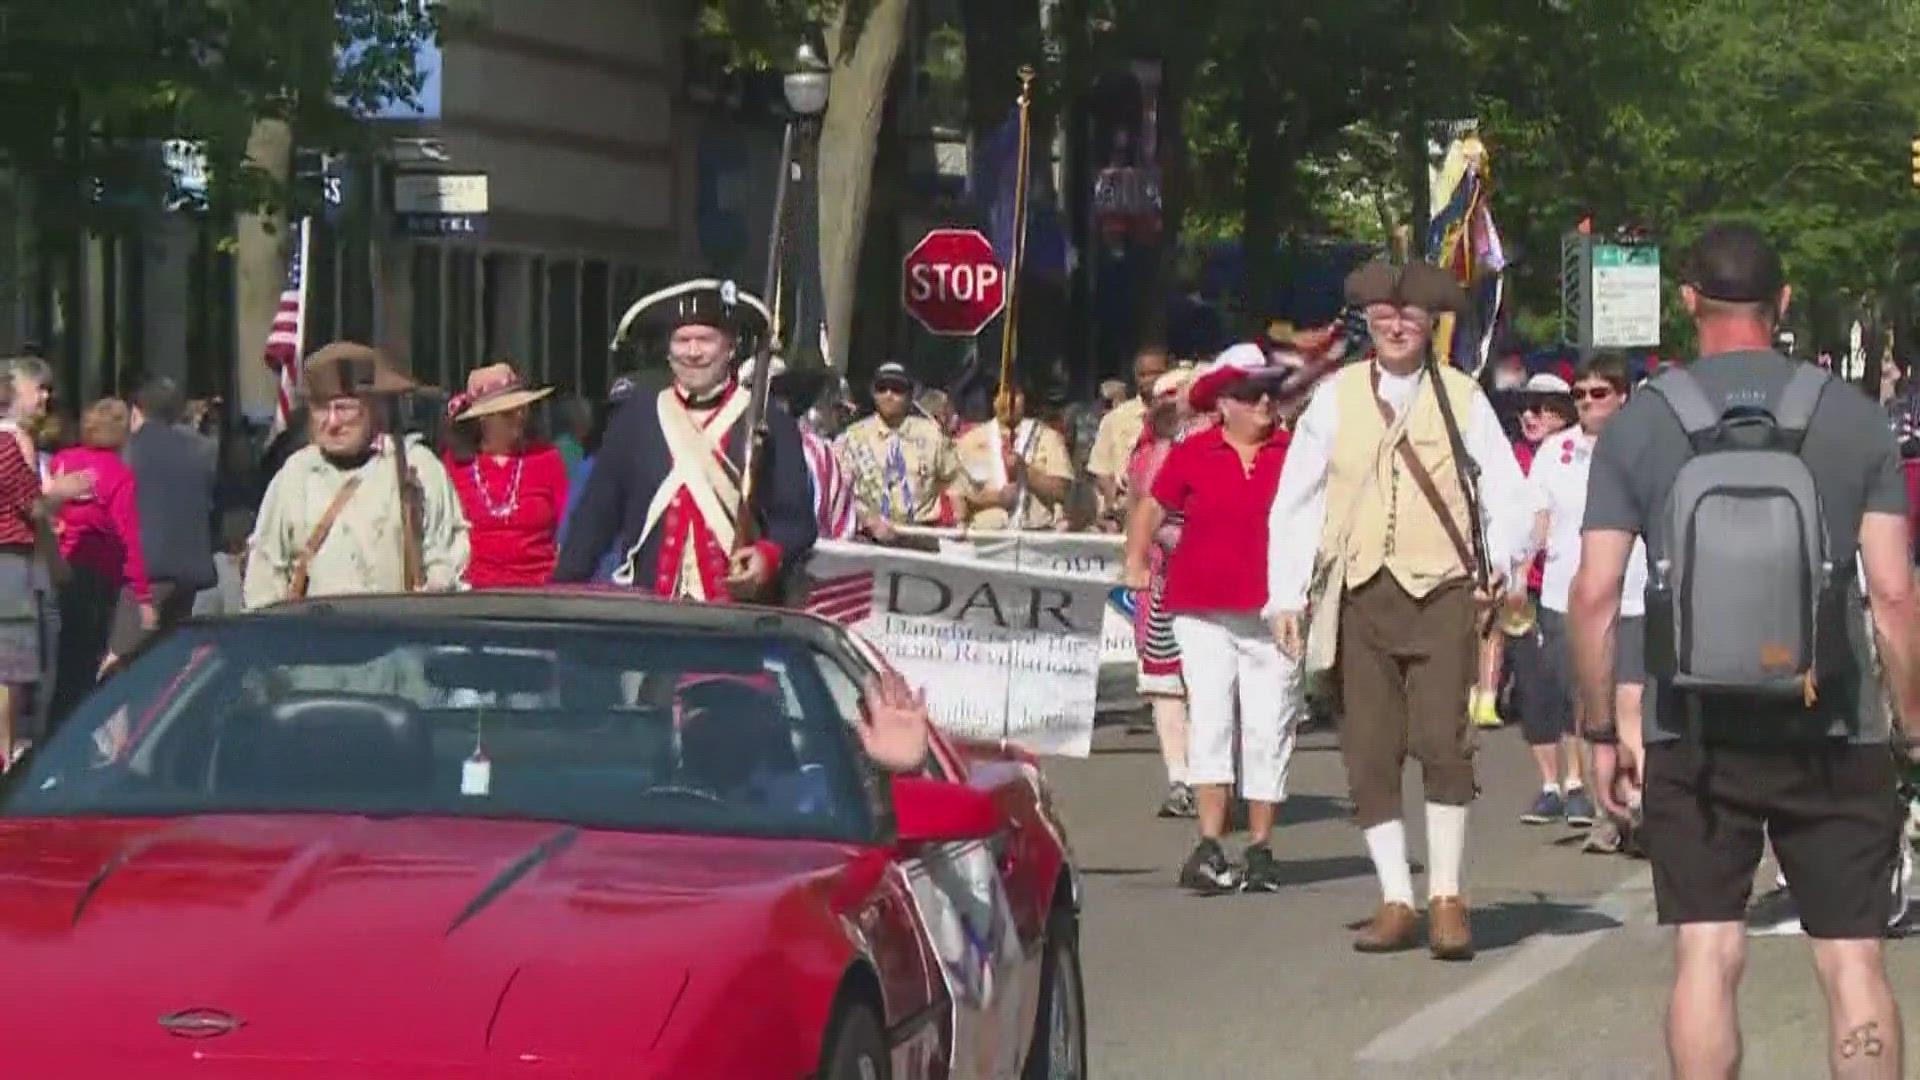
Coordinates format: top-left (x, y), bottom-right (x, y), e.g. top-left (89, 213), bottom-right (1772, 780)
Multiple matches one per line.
top-left (303, 342), bottom-right (419, 402)
top-left (1343, 261), bottom-right (1471, 314)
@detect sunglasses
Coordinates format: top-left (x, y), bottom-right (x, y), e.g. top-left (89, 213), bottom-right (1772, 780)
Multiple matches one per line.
top-left (1222, 383), bottom-right (1274, 404)
top-left (1572, 385), bottom-right (1619, 402)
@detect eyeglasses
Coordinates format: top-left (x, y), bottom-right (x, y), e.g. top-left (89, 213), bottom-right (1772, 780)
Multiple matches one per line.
top-left (1572, 385), bottom-right (1619, 402)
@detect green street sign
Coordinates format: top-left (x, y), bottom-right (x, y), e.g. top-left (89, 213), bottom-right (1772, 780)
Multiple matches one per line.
top-left (1593, 244), bottom-right (1660, 267)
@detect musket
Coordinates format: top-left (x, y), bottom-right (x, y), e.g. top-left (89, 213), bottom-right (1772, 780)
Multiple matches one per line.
top-left (392, 402), bottom-right (424, 591)
top-left (735, 118), bottom-right (801, 550)
top-left (992, 66), bottom-right (1037, 432)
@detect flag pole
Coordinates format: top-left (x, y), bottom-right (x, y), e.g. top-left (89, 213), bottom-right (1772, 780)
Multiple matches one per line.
top-left (993, 66), bottom-right (1037, 430)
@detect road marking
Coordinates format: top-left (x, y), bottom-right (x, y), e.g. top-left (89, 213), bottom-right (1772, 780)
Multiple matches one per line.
top-left (1353, 867), bottom-right (1654, 1064)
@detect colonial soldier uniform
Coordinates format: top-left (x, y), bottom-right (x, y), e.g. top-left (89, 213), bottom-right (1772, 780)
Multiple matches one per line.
top-left (553, 280), bottom-right (817, 600)
top-left (1265, 262), bottom-right (1533, 960)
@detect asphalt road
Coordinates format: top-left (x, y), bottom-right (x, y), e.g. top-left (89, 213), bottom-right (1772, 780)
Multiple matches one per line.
top-left (1048, 718), bottom-right (1920, 1079)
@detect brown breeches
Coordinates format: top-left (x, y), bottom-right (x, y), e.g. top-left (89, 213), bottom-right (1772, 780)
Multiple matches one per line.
top-left (1337, 572), bottom-right (1479, 828)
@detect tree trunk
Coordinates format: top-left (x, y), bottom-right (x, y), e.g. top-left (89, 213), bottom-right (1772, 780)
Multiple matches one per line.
top-left (1137, 51), bottom-right (1190, 348)
top-left (231, 116), bottom-right (293, 421)
top-left (818, 0), bottom-right (913, 372)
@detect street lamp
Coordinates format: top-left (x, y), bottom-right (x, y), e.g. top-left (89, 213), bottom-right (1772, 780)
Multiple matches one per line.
top-left (783, 43), bottom-right (830, 119)
top-left (775, 43), bottom-right (830, 364)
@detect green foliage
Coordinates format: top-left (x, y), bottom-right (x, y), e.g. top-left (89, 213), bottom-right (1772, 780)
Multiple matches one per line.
top-left (0, 0), bottom-right (441, 226)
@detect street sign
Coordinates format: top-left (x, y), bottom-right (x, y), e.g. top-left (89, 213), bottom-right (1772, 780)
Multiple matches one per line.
top-left (902, 228), bottom-right (1006, 337)
top-left (1590, 243), bottom-right (1661, 348)
top-left (392, 172), bottom-right (488, 215)
top-left (392, 171), bottom-right (489, 239)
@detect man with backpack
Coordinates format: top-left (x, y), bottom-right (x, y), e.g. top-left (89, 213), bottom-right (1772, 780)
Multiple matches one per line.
top-left (1569, 223), bottom-right (1920, 1080)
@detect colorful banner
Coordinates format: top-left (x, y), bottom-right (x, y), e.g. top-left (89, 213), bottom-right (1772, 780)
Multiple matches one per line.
top-left (805, 540), bottom-right (1108, 756)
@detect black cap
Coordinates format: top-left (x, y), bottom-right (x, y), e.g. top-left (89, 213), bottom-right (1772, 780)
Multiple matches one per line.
top-left (871, 362), bottom-right (914, 390)
top-left (1682, 223), bottom-right (1784, 303)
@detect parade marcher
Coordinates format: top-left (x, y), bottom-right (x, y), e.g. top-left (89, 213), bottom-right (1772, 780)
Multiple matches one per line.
top-left (955, 380), bottom-right (1075, 531)
top-left (1129, 344), bottom-right (1303, 893)
top-left (1266, 262), bottom-right (1534, 959)
top-left (1475, 372), bottom-right (1576, 731)
top-left (443, 363), bottom-right (569, 588)
top-left (1124, 365), bottom-right (1200, 817)
top-left (1520, 356), bottom-right (1646, 837)
top-left (1090, 349), bottom-right (1172, 529)
top-left (244, 342), bottom-right (469, 609)
top-left (1570, 223), bottom-right (1916, 1079)
top-left (753, 357), bottom-right (857, 542)
top-left (837, 362), bottom-right (961, 539)
top-left (557, 372), bottom-right (656, 582)
top-left (553, 281), bottom-right (816, 599)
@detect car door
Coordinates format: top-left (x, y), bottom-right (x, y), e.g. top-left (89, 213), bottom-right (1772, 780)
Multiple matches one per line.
top-left (811, 643), bottom-right (1030, 1079)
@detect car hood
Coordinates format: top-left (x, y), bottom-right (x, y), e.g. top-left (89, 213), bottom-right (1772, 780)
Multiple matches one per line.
top-left (0, 815), bottom-right (862, 1067)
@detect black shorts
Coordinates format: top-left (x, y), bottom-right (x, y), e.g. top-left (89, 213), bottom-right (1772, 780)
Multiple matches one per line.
top-left (1517, 607), bottom-right (1574, 746)
top-left (1643, 740), bottom-right (1904, 939)
top-left (1615, 616), bottom-right (1645, 686)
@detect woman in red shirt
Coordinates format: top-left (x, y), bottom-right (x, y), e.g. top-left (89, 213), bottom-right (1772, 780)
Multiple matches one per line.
top-left (444, 364), bottom-right (570, 587)
top-left (47, 398), bottom-right (152, 717)
top-left (1124, 344), bottom-right (1300, 894)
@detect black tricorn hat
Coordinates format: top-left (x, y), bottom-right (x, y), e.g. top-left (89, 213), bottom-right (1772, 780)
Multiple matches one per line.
top-left (607, 278), bottom-right (772, 353)
top-left (1343, 261), bottom-right (1470, 314)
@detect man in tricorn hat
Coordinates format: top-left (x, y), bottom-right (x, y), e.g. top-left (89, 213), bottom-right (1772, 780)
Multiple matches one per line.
top-left (1264, 261), bottom-right (1535, 960)
top-left (244, 342), bottom-right (469, 608)
top-left (554, 280), bottom-right (816, 600)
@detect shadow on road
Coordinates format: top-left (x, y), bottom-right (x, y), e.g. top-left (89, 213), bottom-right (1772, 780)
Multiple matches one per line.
top-left (1468, 896), bottom-right (1625, 951)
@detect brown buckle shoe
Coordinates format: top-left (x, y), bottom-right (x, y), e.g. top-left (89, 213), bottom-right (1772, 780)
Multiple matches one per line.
top-left (1353, 902), bottom-right (1420, 953)
top-left (1428, 896), bottom-right (1475, 961)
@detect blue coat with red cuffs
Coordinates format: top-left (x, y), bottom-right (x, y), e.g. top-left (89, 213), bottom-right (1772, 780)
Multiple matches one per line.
top-left (553, 381), bottom-right (817, 595)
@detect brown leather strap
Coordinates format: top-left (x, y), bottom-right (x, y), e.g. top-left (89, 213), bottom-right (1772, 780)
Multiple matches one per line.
top-left (1369, 366), bottom-right (1477, 576)
top-left (288, 476), bottom-right (362, 600)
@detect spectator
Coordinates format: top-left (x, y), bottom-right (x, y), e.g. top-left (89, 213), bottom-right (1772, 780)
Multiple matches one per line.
top-left (125, 376), bottom-right (218, 632)
top-left (192, 509), bottom-right (254, 617)
top-left (1089, 348), bottom-right (1172, 528)
top-left (48, 398), bottom-right (152, 715)
top-left (1571, 223), bottom-right (1919, 1077)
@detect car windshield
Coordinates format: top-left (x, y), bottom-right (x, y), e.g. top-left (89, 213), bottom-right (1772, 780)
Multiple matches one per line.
top-left (0, 617), bottom-right (877, 842)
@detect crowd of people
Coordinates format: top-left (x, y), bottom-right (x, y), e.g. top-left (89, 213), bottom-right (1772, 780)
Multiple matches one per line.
top-left (2, 221), bottom-right (1916, 1077)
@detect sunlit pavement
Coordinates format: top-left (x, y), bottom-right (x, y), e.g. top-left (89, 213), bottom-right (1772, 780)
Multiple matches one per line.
top-left (1046, 719), bottom-right (1920, 1079)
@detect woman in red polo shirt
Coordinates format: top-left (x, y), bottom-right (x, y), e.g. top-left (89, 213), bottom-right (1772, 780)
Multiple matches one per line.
top-left (1124, 344), bottom-right (1300, 895)
top-left (445, 364), bottom-right (570, 587)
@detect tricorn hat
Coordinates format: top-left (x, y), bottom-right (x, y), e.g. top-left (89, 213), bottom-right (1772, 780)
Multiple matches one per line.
top-left (607, 278), bottom-right (772, 354)
top-left (1343, 261), bottom-right (1470, 314)
top-left (303, 342), bottom-right (418, 402)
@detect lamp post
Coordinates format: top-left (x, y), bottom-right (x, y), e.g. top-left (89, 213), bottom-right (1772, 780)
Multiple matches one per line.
top-left (779, 44), bottom-right (829, 366)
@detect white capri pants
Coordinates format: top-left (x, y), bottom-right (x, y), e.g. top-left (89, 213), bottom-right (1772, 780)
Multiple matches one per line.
top-left (1170, 611), bottom-right (1301, 803)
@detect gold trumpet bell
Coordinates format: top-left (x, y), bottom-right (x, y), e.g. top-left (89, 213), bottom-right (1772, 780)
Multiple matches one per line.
top-left (1497, 593), bottom-right (1539, 638)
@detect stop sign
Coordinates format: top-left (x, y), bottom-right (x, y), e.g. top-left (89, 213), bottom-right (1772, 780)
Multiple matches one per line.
top-left (901, 228), bottom-right (1006, 337)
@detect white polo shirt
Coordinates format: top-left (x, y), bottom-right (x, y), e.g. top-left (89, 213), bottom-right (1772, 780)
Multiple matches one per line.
top-left (1528, 427), bottom-right (1648, 616)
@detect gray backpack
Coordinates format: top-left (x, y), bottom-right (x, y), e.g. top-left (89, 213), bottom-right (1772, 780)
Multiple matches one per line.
top-left (1643, 364), bottom-right (1836, 701)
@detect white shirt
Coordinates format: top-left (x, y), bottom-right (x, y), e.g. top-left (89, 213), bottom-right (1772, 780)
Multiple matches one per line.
top-left (1528, 427), bottom-right (1648, 615)
top-left (1264, 363), bottom-right (1537, 620)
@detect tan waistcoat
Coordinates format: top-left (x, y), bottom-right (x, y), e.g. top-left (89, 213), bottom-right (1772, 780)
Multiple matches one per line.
top-left (1321, 362), bottom-right (1478, 598)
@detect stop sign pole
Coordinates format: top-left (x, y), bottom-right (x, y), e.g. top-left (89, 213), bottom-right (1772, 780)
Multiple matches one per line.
top-left (901, 227), bottom-right (1007, 337)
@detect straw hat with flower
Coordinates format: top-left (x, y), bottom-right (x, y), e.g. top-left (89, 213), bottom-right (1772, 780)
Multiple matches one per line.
top-left (447, 363), bottom-right (553, 422)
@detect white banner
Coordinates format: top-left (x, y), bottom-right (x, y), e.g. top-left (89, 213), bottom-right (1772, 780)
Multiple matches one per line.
top-left (901, 528), bottom-right (1141, 713)
top-left (805, 540), bottom-right (1108, 756)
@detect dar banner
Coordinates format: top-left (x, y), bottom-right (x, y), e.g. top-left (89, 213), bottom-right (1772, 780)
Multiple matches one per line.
top-left (804, 539), bottom-right (1107, 756)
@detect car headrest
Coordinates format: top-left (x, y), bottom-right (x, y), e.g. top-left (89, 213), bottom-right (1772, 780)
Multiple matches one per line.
top-left (215, 693), bottom-right (433, 798)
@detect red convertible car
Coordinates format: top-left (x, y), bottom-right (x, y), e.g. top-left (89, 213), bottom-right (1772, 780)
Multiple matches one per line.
top-left (0, 592), bottom-right (1085, 1079)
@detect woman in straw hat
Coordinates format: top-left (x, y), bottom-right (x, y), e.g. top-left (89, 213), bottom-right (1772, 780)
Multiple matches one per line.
top-left (443, 363), bottom-right (570, 588)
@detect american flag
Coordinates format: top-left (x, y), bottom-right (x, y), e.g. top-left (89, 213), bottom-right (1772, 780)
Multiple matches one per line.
top-left (799, 427), bottom-right (857, 540)
top-left (806, 571), bottom-right (875, 625)
top-left (264, 216), bottom-right (313, 437)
